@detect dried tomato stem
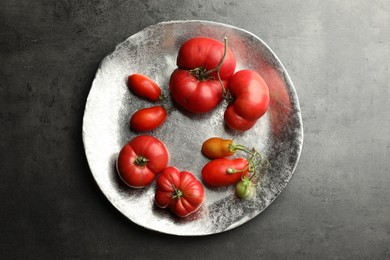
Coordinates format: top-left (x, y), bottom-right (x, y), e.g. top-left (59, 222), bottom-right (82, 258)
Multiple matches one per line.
top-left (203, 37), bottom-right (228, 76)
top-left (193, 37), bottom-right (229, 96)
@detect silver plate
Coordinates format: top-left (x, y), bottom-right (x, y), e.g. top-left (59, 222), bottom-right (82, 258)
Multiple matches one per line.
top-left (82, 20), bottom-right (303, 236)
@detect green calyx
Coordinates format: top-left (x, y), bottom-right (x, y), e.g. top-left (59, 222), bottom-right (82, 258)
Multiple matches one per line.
top-left (171, 184), bottom-right (183, 199)
top-left (189, 67), bottom-right (212, 81)
top-left (134, 156), bottom-right (149, 167)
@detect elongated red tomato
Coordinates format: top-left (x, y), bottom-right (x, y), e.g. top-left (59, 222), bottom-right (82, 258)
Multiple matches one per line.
top-left (130, 106), bottom-right (167, 132)
top-left (116, 135), bottom-right (169, 188)
top-left (169, 37), bottom-right (236, 113)
top-left (201, 158), bottom-right (250, 186)
top-left (224, 70), bottom-right (270, 131)
top-left (201, 137), bottom-right (234, 159)
top-left (128, 74), bottom-right (162, 101)
top-left (155, 166), bottom-right (205, 217)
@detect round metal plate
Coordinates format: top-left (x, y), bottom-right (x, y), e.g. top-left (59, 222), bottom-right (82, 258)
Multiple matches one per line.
top-left (82, 20), bottom-right (303, 236)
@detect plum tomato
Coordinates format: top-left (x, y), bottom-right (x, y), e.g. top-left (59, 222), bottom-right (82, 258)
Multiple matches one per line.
top-left (155, 166), bottom-right (205, 217)
top-left (201, 157), bottom-right (250, 186)
top-left (130, 106), bottom-right (167, 132)
top-left (116, 135), bottom-right (169, 188)
top-left (128, 74), bottom-right (162, 101)
top-left (201, 137), bottom-right (235, 159)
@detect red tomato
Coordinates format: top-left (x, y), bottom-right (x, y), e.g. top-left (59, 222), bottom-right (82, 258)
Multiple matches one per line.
top-left (224, 70), bottom-right (270, 131)
top-left (155, 166), bottom-right (205, 217)
top-left (128, 74), bottom-right (162, 101)
top-left (169, 37), bottom-right (236, 113)
top-left (169, 69), bottom-right (230, 113)
top-left (116, 135), bottom-right (169, 188)
top-left (201, 158), bottom-right (250, 186)
top-left (201, 137), bottom-right (234, 159)
top-left (130, 106), bottom-right (167, 132)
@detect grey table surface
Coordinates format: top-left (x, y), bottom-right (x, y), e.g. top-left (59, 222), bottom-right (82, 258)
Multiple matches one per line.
top-left (1, 0), bottom-right (389, 259)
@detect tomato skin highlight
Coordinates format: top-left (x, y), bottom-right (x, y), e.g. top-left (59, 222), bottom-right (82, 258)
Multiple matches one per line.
top-left (201, 137), bottom-right (234, 159)
top-left (224, 70), bottom-right (270, 131)
top-left (130, 106), bottom-right (167, 132)
top-left (128, 74), bottom-right (162, 101)
top-left (201, 158), bottom-right (249, 186)
top-left (169, 37), bottom-right (236, 114)
top-left (155, 166), bottom-right (205, 217)
top-left (116, 135), bottom-right (169, 188)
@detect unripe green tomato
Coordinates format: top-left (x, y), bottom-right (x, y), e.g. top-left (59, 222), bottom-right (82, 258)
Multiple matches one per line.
top-left (235, 179), bottom-right (253, 199)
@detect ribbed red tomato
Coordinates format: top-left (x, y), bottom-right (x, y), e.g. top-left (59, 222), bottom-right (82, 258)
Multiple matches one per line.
top-left (155, 166), bottom-right (205, 217)
top-left (201, 157), bottom-right (250, 186)
top-left (224, 70), bottom-right (270, 131)
top-left (116, 135), bottom-right (169, 188)
top-left (169, 37), bottom-right (236, 113)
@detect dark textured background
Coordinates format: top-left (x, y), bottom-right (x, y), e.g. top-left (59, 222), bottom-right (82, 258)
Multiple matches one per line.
top-left (1, 0), bottom-right (389, 259)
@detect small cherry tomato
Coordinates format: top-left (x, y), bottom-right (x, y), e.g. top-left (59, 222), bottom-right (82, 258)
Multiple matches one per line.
top-left (116, 135), bottom-right (169, 188)
top-left (235, 177), bottom-right (255, 199)
top-left (201, 137), bottom-right (234, 159)
top-left (130, 106), bottom-right (167, 132)
top-left (155, 166), bottom-right (205, 217)
top-left (224, 70), bottom-right (270, 131)
top-left (201, 158), bottom-right (250, 186)
top-left (128, 74), bottom-right (162, 101)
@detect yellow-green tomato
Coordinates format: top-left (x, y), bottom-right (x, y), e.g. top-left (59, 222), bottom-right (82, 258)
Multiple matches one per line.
top-left (235, 178), bottom-right (254, 199)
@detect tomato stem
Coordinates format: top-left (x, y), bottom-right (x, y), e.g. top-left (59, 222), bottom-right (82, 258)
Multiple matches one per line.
top-left (203, 37), bottom-right (228, 77)
top-left (247, 149), bottom-right (269, 182)
top-left (229, 143), bottom-right (255, 155)
top-left (171, 184), bottom-right (183, 199)
top-left (189, 37), bottom-right (229, 97)
top-left (226, 167), bottom-right (245, 175)
top-left (134, 156), bottom-right (149, 166)
top-left (229, 142), bottom-right (270, 181)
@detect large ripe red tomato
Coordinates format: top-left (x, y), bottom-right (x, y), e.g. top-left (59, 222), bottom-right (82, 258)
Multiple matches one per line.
top-left (130, 106), bottom-right (167, 132)
top-left (128, 74), bottom-right (162, 101)
top-left (224, 70), bottom-right (270, 131)
top-left (116, 135), bottom-right (169, 188)
top-left (201, 157), bottom-right (250, 186)
top-left (169, 37), bottom-right (236, 113)
top-left (155, 166), bottom-right (205, 217)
